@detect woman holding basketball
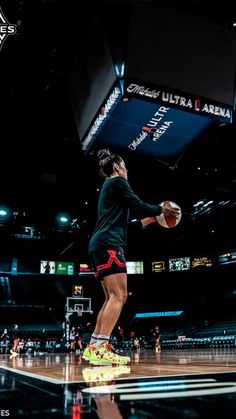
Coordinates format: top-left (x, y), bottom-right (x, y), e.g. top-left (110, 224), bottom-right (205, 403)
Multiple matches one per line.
top-left (83, 149), bottom-right (179, 365)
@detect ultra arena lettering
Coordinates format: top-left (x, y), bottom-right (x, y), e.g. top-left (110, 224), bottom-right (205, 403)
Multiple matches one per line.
top-left (162, 92), bottom-right (231, 119)
top-left (150, 121), bottom-right (173, 141)
top-left (128, 106), bottom-right (173, 150)
top-left (143, 106), bottom-right (173, 142)
top-left (126, 83), bottom-right (232, 121)
top-left (162, 92), bottom-right (192, 109)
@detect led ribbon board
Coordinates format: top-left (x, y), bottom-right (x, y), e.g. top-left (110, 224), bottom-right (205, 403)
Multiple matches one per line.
top-left (82, 79), bottom-right (232, 159)
top-left (125, 79), bottom-right (233, 123)
top-left (134, 311), bottom-right (183, 318)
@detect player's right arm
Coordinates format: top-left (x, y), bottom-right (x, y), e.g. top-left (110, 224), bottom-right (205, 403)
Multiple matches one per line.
top-left (113, 177), bottom-right (162, 217)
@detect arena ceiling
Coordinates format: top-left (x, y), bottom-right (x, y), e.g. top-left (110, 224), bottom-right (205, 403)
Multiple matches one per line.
top-left (0, 0), bottom-right (236, 261)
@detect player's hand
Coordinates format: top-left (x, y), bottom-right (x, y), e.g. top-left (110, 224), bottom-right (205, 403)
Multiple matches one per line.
top-left (141, 217), bottom-right (157, 227)
top-left (162, 201), bottom-right (180, 219)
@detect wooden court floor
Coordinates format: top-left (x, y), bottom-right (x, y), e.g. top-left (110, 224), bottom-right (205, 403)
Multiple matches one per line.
top-left (1, 348), bottom-right (236, 417)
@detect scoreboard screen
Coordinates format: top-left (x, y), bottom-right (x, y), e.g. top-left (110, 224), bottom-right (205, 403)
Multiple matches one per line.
top-left (169, 257), bottom-right (191, 272)
top-left (191, 256), bottom-right (212, 269)
top-left (152, 261), bottom-right (166, 273)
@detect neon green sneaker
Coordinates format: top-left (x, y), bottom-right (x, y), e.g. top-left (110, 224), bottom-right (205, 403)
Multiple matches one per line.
top-left (89, 342), bottom-right (131, 365)
top-left (82, 343), bottom-right (96, 361)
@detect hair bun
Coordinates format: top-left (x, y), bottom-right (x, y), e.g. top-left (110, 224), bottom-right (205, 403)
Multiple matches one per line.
top-left (97, 148), bottom-right (112, 161)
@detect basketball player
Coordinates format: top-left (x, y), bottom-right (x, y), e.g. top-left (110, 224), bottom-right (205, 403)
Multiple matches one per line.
top-left (154, 325), bottom-right (161, 352)
top-left (10, 324), bottom-right (20, 356)
top-left (83, 149), bottom-right (179, 365)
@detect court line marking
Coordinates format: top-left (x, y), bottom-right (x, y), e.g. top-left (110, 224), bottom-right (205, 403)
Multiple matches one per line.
top-left (121, 384), bottom-right (236, 400)
top-left (83, 378), bottom-right (236, 400)
top-left (1, 365), bottom-right (236, 385)
top-left (0, 366), bottom-right (84, 384)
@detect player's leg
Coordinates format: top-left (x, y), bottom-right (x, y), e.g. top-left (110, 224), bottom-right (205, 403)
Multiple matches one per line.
top-left (97, 280), bottom-right (109, 330)
top-left (88, 273), bottom-right (130, 365)
top-left (98, 272), bottom-right (128, 337)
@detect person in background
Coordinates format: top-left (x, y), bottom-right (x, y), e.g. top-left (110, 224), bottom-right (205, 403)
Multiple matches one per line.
top-left (39, 328), bottom-right (48, 353)
top-left (0, 329), bottom-right (10, 354)
top-left (116, 325), bottom-right (124, 348)
top-left (154, 325), bottom-right (161, 352)
top-left (76, 334), bottom-right (83, 355)
top-left (134, 337), bottom-right (141, 351)
top-left (10, 324), bottom-right (20, 356)
top-left (70, 326), bottom-right (77, 352)
top-left (83, 148), bottom-right (179, 365)
top-left (43, 261), bottom-right (51, 274)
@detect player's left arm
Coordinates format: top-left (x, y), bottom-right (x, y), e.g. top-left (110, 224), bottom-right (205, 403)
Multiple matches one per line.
top-left (128, 217), bottom-right (157, 231)
top-left (140, 217), bottom-right (157, 228)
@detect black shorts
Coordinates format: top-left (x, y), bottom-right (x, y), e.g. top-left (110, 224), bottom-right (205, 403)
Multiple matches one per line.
top-left (89, 247), bottom-right (127, 280)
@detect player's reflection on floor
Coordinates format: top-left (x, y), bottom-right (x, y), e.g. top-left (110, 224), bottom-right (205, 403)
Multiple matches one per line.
top-left (81, 365), bottom-right (131, 418)
top-left (82, 364), bottom-right (131, 385)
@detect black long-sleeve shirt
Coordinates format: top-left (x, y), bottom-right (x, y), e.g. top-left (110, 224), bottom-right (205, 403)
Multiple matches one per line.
top-left (88, 176), bottom-right (162, 253)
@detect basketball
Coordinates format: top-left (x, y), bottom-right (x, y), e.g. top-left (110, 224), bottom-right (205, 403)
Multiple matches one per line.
top-left (156, 201), bottom-right (182, 228)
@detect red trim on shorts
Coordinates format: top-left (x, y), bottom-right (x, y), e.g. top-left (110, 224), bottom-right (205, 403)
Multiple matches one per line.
top-left (96, 249), bottom-right (126, 271)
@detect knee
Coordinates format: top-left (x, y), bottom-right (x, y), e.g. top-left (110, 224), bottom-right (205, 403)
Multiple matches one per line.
top-left (111, 291), bottom-right (128, 305)
top-left (123, 291), bottom-right (128, 304)
top-left (119, 290), bottom-right (128, 305)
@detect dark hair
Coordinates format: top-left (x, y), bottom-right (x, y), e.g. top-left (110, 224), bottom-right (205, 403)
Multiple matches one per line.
top-left (97, 148), bottom-right (123, 178)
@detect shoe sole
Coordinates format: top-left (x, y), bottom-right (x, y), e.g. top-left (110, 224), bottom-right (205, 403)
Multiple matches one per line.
top-left (83, 354), bottom-right (129, 365)
top-left (83, 354), bottom-right (130, 363)
top-left (82, 355), bottom-right (91, 361)
top-left (89, 359), bottom-right (129, 365)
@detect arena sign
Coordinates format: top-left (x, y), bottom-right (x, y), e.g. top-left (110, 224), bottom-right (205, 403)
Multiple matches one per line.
top-left (84, 96), bottom-right (215, 159)
top-left (125, 79), bottom-right (233, 123)
top-left (82, 86), bottom-right (121, 151)
top-left (81, 79), bottom-right (229, 160)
